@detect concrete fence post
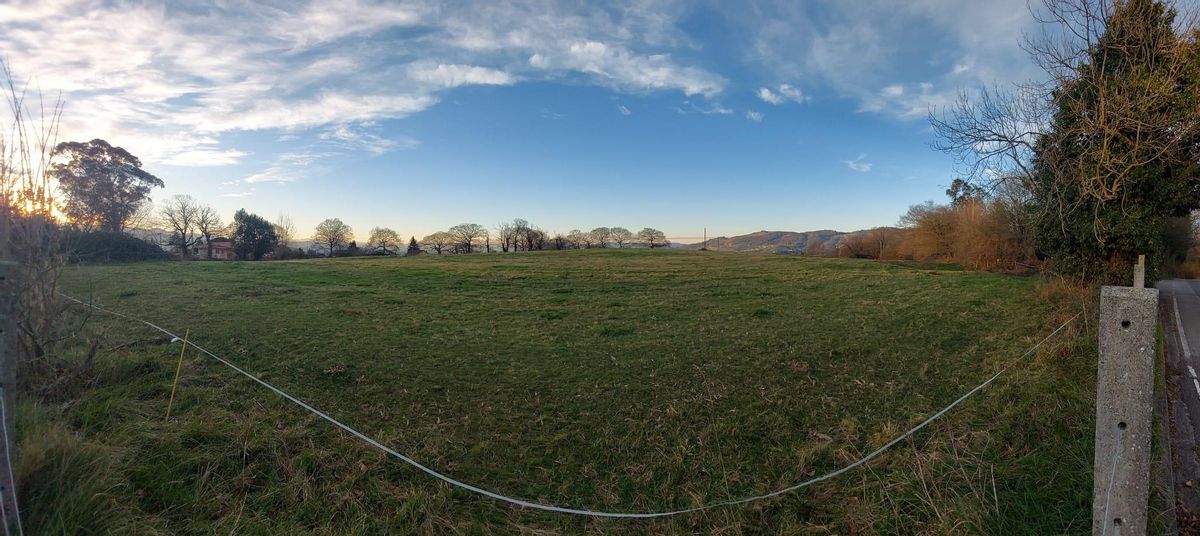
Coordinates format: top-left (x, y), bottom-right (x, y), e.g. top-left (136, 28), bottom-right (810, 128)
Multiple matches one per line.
top-left (1093, 285), bottom-right (1158, 535)
top-left (1133, 255), bottom-right (1146, 289)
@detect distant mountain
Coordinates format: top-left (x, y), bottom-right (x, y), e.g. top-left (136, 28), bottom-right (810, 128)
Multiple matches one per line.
top-left (685, 228), bottom-right (891, 254)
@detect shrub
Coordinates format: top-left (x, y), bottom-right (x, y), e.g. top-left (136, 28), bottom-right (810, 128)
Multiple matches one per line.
top-left (60, 230), bottom-right (170, 263)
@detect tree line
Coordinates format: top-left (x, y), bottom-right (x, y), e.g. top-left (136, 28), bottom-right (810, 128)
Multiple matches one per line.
top-left (43, 141), bottom-right (673, 261)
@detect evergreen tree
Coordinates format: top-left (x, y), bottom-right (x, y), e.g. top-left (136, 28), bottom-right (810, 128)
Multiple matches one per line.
top-left (406, 236), bottom-right (421, 255)
top-left (1032, 0), bottom-right (1200, 282)
top-left (231, 209), bottom-right (279, 261)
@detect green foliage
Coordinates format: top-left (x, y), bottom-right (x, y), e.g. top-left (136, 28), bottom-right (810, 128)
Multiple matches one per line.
top-left (230, 209), bottom-right (278, 261)
top-left (50, 139), bottom-right (163, 232)
top-left (45, 250), bottom-right (1093, 533)
top-left (1032, 0), bottom-right (1200, 283)
top-left (60, 229), bottom-right (170, 263)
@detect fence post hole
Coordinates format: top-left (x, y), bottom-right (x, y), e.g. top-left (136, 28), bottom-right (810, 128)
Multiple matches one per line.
top-left (1094, 285), bottom-right (1158, 535)
top-left (1133, 254), bottom-right (1146, 289)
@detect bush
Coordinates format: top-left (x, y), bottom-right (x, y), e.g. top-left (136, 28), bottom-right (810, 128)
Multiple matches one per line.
top-left (60, 230), bottom-right (170, 263)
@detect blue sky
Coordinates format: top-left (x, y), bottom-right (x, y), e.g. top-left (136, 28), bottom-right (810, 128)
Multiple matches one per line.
top-left (1, 0), bottom-right (1043, 241)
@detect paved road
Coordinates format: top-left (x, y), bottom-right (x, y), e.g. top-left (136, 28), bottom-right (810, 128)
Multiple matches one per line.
top-left (1155, 279), bottom-right (1200, 526)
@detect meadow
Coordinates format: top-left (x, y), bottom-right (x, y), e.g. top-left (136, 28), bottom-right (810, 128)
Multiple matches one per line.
top-left (25, 249), bottom-right (1093, 534)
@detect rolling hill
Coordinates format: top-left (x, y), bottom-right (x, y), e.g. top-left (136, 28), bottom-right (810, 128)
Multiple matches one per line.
top-left (685, 228), bottom-right (892, 254)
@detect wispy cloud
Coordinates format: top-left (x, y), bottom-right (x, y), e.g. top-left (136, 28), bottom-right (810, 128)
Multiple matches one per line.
top-left (843, 153), bottom-right (872, 172)
top-left (674, 100), bottom-right (733, 115)
top-left (745, 110), bottom-right (764, 122)
top-left (319, 123), bottom-right (416, 155)
top-left (243, 151), bottom-right (335, 184)
top-left (733, 1), bottom-right (1038, 120)
top-left (757, 84), bottom-right (808, 105)
top-left (616, 104), bottom-right (632, 116)
top-left (1, 0), bottom-right (727, 169)
top-left (407, 62), bottom-right (516, 88)
top-left (529, 40), bottom-right (724, 97)
top-left (160, 148), bottom-right (248, 167)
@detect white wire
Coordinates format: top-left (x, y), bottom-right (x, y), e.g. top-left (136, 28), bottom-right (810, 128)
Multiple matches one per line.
top-left (1100, 424), bottom-right (1123, 535)
top-left (62, 293), bottom-right (1078, 518)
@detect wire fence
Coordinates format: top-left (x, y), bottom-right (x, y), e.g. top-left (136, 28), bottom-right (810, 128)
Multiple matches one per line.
top-left (61, 293), bottom-right (1078, 518)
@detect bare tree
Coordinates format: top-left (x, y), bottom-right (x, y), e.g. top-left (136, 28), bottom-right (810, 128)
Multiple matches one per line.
top-left (2, 60), bottom-right (77, 373)
top-left (496, 221), bottom-right (516, 252)
top-left (449, 223), bottom-right (487, 253)
top-left (566, 229), bottom-right (586, 249)
top-left (314, 218), bottom-right (353, 257)
top-left (610, 227), bottom-right (634, 248)
top-left (368, 227), bottom-right (401, 255)
top-left (589, 227), bottom-right (611, 248)
top-left (638, 227), bottom-right (667, 248)
top-left (550, 232), bottom-right (570, 250)
top-left (274, 214), bottom-right (295, 248)
top-left (196, 204), bottom-right (222, 259)
top-left (421, 231), bottom-right (452, 254)
top-left (159, 194), bottom-right (201, 258)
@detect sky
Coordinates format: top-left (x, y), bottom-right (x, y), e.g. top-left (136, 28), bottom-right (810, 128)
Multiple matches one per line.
top-left (0, 0), bottom-right (1046, 242)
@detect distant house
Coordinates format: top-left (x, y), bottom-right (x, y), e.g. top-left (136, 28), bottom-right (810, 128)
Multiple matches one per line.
top-left (205, 239), bottom-right (235, 260)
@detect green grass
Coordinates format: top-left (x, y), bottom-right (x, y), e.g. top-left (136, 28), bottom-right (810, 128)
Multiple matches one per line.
top-left (25, 249), bottom-right (1095, 534)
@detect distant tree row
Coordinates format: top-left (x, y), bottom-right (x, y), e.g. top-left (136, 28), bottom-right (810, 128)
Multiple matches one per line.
top-left (418, 220), bottom-right (668, 255)
top-left (46, 137), bottom-right (675, 262)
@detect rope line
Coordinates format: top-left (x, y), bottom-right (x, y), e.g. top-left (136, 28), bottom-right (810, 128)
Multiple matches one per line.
top-left (62, 293), bottom-right (1078, 519)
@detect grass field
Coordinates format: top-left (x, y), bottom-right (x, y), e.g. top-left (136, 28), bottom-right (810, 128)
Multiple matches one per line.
top-left (25, 249), bottom-right (1093, 534)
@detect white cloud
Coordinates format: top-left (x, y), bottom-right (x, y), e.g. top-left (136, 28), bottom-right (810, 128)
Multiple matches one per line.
top-left (617, 104), bottom-right (632, 116)
top-left (1, 0), bottom-right (727, 172)
top-left (675, 100), bottom-right (733, 115)
top-left (161, 148), bottom-right (248, 167)
top-left (843, 154), bottom-right (872, 172)
top-left (408, 62), bottom-right (516, 88)
top-left (757, 87), bottom-right (783, 104)
top-left (745, 110), bottom-right (764, 122)
top-left (531, 40), bottom-right (724, 97)
top-left (271, 0), bottom-right (425, 46)
top-left (243, 152), bottom-right (335, 184)
top-left (733, 0), bottom-right (1038, 120)
top-left (881, 84), bottom-right (904, 97)
top-left (777, 84), bottom-right (805, 101)
top-left (758, 84), bottom-right (808, 105)
top-left (319, 123), bottom-right (417, 155)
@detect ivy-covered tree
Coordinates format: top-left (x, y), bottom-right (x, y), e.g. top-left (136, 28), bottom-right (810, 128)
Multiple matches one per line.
top-left (932, 0), bottom-right (1200, 283)
top-left (1030, 0), bottom-right (1200, 282)
top-left (231, 209), bottom-right (279, 260)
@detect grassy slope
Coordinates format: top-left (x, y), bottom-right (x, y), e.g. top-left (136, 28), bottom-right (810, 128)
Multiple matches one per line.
top-left (26, 250), bottom-right (1093, 534)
